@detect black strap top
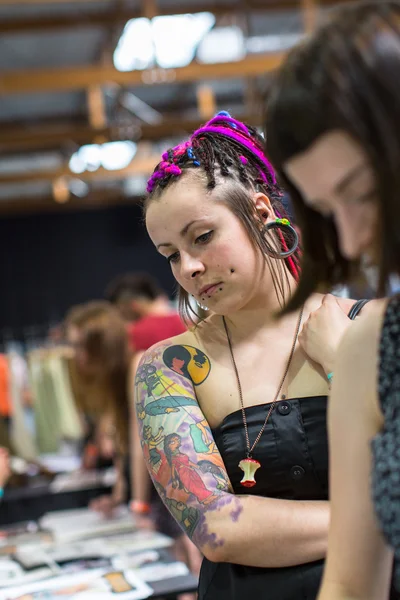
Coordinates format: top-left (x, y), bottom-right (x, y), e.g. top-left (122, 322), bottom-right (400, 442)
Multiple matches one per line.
top-left (212, 396), bottom-right (329, 499)
top-left (198, 396), bottom-right (329, 600)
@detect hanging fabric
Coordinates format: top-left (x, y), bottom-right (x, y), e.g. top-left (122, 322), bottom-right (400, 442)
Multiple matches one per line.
top-left (8, 351), bottom-right (37, 460)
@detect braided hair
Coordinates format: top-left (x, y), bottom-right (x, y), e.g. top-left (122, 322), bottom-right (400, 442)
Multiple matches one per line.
top-left (145, 112), bottom-right (301, 325)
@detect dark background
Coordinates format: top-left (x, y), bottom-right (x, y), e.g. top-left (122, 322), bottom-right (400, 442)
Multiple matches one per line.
top-left (0, 203), bottom-right (176, 341)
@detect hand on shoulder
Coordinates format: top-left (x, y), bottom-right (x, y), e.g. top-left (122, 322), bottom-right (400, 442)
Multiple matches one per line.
top-left (299, 294), bottom-right (353, 375)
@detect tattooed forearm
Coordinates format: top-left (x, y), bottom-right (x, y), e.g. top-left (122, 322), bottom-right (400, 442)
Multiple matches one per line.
top-left (134, 342), bottom-right (241, 551)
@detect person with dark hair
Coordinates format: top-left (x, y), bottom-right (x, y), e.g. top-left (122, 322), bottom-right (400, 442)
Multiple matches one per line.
top-left (106, 273), bottom-right (185, 352)
top-left (265, 2), bottom-right (400, 598)
top-left (133, 111), bottom-right (367, 600)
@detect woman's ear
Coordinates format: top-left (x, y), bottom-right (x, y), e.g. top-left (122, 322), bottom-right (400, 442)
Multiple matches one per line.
top-left (253, 192), bottom-right (275, 226)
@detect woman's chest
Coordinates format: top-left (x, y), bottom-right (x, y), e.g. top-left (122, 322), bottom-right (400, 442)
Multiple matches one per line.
top-left (213, 397), bottom-right (329, 499)
top-left (196, 344), bottom-right (329, 429)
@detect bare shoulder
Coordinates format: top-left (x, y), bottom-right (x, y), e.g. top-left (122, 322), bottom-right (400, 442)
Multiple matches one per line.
top-left (335, 295), bottom-right (381, 317)
top-left (339, 298), bottom-right (388, 356)
top-left (135, 329), bottom-right (213, 394)
top-left (306, 292), bottom-right (354, 315)
top-left (333, 298), bottom-right (389, 422)
top-left (139, 329), bottom-right (204, 359)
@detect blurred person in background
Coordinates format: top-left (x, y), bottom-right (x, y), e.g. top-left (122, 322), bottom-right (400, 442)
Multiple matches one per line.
top-left (67, 297), bottom-right (200, 588)
top-left (0, 447), bottom-right (10, 499)
top-left (105, 273), bottom-right (185, 352)
top-left (106, 274), bottom-right (201, 580)
top-left (66, 301), bottom-right (130, 515)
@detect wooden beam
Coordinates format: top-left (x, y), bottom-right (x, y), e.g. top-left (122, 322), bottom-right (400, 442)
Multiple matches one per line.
top-left (0, 0), bottom-right (105, 4)
top-left (0, 123), bottom-right (111, 153)
top-left (52, 177), bottom-right (70, 204)
top-left (0, 156), bottom-right (160, 185)
top-left (0, 0), bottom-right (354, 35)
top-left (302, 0), bottom-right (319, 34)
top-left (0, 189), bottom-right (139, 217)
top-left (196, 85), bottom-right (217, 120)
top-left (87, 85), bottom-right (107, 131)
top-left (142, 0), bottom-right (158, 20)
top-left (0, 113), bottom-right (261, 154)
top-left (0, 53), bottom-right (284, 96)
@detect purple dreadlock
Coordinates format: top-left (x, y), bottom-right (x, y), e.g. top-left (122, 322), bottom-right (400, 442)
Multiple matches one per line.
top-left (146, 111), bottom-right (277, 195)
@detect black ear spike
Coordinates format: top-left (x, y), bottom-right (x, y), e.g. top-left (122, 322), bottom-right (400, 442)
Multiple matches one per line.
top-left (230, 268), bottom-right (235, 273)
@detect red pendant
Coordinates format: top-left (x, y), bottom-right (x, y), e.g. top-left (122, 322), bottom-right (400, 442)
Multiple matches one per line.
top-left (238, 458), bottom-right (261, 488)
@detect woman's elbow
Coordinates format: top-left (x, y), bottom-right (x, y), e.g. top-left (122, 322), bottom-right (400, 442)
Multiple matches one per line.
top-left (201, 543), bottom-right (227, 563)
top-left (196, 529), bottom-right (231, 563)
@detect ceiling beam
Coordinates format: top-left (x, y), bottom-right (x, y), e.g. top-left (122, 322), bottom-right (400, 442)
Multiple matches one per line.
top-left (0, 123), bottom-right (110, 153)
top-left (0, 189), bottom-right (139, 217)
top-left (0, 0), bottom-right (353, 35)
top-left (0, 0), bottom-right (104, 4)
top-left (302, 0), bottom-right (319, 33)
top-left (0, 155), bottom-right (160, 185)
top-left (0, 53), bottom-right (284, 96)
top-left (0, 113), bottom-right (261, 154)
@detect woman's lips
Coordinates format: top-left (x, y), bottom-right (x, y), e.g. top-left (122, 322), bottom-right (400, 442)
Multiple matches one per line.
top-left (199, 282), bottom-right (222, 297)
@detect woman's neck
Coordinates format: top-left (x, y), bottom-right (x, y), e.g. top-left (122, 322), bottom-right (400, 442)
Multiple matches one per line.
top-left (222, 270), bottom-right (298, 340)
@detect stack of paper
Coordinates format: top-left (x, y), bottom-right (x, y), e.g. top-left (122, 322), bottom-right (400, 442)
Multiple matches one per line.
top-left (39, 507), bottom-right (135, 544)
top-left (0, 568), bottom-right (153, 600)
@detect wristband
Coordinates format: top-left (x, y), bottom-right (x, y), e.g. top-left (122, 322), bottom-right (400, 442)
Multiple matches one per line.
top-left (130, 500), bottom-right (151, 515)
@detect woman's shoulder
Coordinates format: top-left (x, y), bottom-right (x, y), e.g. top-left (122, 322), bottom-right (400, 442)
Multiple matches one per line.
top-left (338, 298), bottom-right (388, 358)
top-left (334, 298), bottom-right (388, 419)
top-left (137, 327), bottom-right (211, 369)
top-left (306, 292), bottom-right (355, 316)
top-left (310, 292), bottom-right (381, 318)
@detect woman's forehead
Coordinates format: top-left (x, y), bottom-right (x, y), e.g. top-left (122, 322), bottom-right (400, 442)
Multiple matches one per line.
top-left (146, 186), bottom-right (226, 241)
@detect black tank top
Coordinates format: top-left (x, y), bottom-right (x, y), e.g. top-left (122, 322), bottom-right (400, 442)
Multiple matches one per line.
top-left (198, 396), bottom-right (328, 600)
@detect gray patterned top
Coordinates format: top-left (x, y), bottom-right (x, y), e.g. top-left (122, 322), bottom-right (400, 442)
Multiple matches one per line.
top-left (372, 294), bottom-right (400, 591)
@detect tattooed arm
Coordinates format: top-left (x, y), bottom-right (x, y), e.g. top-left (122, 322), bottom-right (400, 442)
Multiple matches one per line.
top-left (135, 341), bottom-right (329, 567)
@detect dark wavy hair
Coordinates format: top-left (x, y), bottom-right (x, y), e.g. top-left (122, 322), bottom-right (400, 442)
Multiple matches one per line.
top-left (266, 1), bottom-right (400, 310)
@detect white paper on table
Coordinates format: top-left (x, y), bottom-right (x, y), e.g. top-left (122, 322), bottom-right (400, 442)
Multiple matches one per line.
top-left (104, 530), bottom-right (173, 553)
top-left (15, 539), bottom-right (109, 569)
top-left (39, 507), bottom-right (135, 543)
top-left (0, 568), bottom-right (152, 600)
top-left (0, 559), bottom-right (52, 588)
top-left (14, 530), bottom-right (173, 571)
top-left (135, 561), bottom-right (190, 583)
top-left (111, 551), bottom-right (160, 571)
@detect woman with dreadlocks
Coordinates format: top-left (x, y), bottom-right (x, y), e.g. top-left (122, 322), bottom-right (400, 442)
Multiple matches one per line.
top-left (134, 112), bottom-right (366, 599)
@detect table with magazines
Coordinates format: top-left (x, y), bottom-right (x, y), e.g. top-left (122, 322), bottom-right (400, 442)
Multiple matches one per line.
top-left (0, 507), bottom-right (198, 600)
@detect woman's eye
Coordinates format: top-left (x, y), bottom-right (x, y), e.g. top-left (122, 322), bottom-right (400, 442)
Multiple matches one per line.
top-left (354, 189), bottom-right (377, 204)
top-left (167, 252), bottom-right (180, 264)
top-left (195, 231), bottom-right (213, 244)
top-left (320, 207), bottom-right (333, 218)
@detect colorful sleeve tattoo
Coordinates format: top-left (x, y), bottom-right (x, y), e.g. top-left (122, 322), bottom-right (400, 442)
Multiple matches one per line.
top-left (134, 341), bottom-right (242, 552)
